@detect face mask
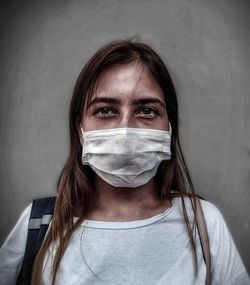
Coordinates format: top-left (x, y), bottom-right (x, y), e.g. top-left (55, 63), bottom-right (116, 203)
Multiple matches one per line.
top-left (80, 124), bottom-right (172, 188)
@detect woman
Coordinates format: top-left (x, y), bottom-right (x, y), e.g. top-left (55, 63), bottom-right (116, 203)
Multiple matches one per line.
top-left (0, 39), bottom-right (249, 285)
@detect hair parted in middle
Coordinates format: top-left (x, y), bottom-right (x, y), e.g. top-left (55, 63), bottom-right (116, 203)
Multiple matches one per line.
top-left (31, 37), bottom-right (200, 285)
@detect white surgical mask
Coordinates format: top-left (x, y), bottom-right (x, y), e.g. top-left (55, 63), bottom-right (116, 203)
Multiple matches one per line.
top-left (80, 124), bottom-right (172, 188)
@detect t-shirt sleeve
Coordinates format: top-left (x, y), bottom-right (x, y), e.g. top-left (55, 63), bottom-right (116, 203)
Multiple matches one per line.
top-left (0, 203), bottom-right (32, 285)
top-left (201, 200), bottom-right (250, 285)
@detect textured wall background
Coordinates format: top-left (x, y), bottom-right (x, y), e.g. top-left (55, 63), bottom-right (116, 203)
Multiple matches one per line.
top-left (0, 0), bottom-right (249, 273)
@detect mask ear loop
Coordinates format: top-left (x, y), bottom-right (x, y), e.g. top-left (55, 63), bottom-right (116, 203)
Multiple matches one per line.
top-left (80, 123), bottom-right (86, 147)
top-left (169, 122), bottom-right (172, 133)
top-left (80, 123), bottom-right (84, 137)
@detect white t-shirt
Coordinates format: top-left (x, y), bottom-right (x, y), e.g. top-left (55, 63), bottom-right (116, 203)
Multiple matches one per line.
top-left (0, 196), bottom-right (249, 285)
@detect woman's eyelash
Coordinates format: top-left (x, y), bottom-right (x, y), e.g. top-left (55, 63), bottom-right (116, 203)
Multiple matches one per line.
top-left (94, 107), bottom-right (117, 116)
top-left (93, 107), bottom-right (159, 117)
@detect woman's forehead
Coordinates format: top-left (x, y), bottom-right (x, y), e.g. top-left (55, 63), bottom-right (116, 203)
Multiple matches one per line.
top-left (90, 62), bottom-right (164, 102)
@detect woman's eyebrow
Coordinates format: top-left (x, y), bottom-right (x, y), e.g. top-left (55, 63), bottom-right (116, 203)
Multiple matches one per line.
top-left (88, 97), bottom-right (166, 109)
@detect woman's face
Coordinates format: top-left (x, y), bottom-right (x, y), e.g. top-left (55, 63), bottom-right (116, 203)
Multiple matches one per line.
top-left (81, 61), bottom-right (169, 136)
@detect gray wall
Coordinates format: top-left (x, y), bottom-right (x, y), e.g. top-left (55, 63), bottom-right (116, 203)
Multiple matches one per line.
top-left (1, 0), bottom-right (249, 273)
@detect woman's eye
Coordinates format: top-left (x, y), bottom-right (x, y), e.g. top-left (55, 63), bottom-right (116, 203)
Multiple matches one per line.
top-left (95, 107), bottom-right (116, 117)
top-left (93, 107), bottom-right (158, 119)
top-left (137, 108), bottom-right (158, 118)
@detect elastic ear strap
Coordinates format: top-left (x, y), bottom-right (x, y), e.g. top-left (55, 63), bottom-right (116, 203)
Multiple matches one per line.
top-left (80, 123), bottom-right (84, 135)
top-left (193, 197), bottom-right (211, 285)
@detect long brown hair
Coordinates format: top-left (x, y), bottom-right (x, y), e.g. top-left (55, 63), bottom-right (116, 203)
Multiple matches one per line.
top-left (31, 38), bottom-right (199, 284)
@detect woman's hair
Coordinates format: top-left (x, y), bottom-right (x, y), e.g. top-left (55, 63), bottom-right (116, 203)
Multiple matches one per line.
top-left (31, 38), bottom-right (199, 284)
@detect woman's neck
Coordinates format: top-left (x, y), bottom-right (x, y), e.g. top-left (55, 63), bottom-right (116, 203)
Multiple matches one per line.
top-left (85, 176), bottom-right (171, 221)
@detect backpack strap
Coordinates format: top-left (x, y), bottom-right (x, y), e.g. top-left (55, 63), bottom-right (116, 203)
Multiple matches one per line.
top-left (16, 196), bottom-right (57, 285)
top-left (190, 196), bottom-right (211, 285)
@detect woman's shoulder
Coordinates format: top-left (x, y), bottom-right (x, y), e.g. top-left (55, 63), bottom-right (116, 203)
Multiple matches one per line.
top-left (1, 202), bottom-right (33, 247)
top-left (0, 201), bottom-right (33, 274)
top-left (171, 193), bottom-right (226, 228)
top-left (1, 194), bottom-right (56, 249)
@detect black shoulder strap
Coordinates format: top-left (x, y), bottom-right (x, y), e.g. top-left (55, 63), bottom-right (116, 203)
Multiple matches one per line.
top-left (16, 196), bottom-right (57, 285)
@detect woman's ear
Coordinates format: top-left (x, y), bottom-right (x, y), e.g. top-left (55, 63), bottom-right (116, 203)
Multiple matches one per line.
top-left (77, 123), bottom-right (84, 146)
